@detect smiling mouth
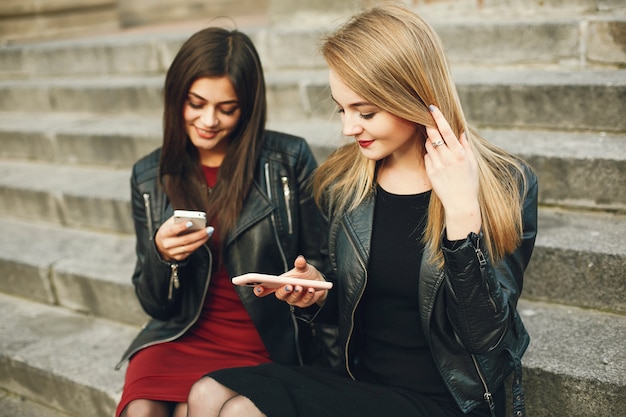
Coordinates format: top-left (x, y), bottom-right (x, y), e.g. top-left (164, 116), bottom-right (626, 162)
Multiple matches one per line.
top-left (196, 127), bottom-right (218, 138)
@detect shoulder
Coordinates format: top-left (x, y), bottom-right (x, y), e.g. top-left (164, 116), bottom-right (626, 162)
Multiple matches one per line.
top-left (263, 130), bottom-right (307, 150)
top-left (515, 160), bottom-right (538, 195)
top-left (262, 130), bottom-right (312, 157)
top-left (131, 148), bottom-right (161, 184)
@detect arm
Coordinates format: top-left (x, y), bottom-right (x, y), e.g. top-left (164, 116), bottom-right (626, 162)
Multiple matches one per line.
top-left (129, 164), bottom-right (177, 320)
top-left (254, 138), bottom-right (334, 316)
top-left (129, 160), bottom-right (212, 320)
top-left (442, 169), bottom-right (538, 353)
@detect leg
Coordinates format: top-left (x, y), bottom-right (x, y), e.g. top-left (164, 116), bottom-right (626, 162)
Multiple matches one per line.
top-left (187, 377), bottom-right (239, 417)
top-left (220, 395), bottom-right (266, 417)
top-left (120, 399), bottom-right (173, 417)
top-left (172, 403), bottom-right (187, 417)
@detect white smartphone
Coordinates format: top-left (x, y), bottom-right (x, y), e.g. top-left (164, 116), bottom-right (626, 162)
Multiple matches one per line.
top-left (173, 210), bottom-right (207, 232)
top-left (232, 273), bottom-right (333, 291)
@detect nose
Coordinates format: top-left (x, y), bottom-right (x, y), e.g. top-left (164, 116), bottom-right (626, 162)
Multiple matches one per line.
top-left (342, 113), bottom-right (363, 137)
top-left (200, 108), bottom-right (219, 127)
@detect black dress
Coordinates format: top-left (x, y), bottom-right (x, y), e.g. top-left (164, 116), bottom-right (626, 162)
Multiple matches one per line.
top-left (207, 186), bottom-right (504, 417)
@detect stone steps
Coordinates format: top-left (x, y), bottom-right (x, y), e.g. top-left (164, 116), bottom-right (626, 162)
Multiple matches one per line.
top-left (0, 0), bottom-right (119, 43)
top-left (1, 203), bottom-right (624, 323)
top-left (0, 218), bottom-right (142, 325)
top-left (1, 9), bottom-right (624, 79)
top-left (1, 68), bottom-right (624, 132)
top-left (1, 290), bottom-right (624, 417)
top-left (0, 293), bottom-right (136, 417)
top-left (517, 300), bottom-right (626, 417)
top-left (0, 389), bottom-right (74, 417)
top-left (1, 120), bottom-right (623, 235)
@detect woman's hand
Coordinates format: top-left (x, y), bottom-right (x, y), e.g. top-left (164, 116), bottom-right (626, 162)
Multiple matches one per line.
top-left (155, 215), bottom-right (214, 261)
top-left (254, 255), bottom-right (328, 308)
top-left (424, 105), bottom-right (481, 240)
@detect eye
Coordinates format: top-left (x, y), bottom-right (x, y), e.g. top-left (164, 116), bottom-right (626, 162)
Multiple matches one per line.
top-left (187, 99), bottom-right (204, 110)
top-left (360, 113), bottom-right (375, 120)
top-left (220, 107), bottom-right (239, 116)
top-left (336, 108), bottom-right (345, 115)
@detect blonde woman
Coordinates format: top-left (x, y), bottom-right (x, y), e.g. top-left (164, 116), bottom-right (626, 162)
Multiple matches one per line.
top-left (187, 4), bottom-right (538, 417)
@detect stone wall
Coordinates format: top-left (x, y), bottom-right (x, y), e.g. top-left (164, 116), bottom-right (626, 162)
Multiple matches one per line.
top-left (0, 0), bottom-right (268, 43)
top-left (117, 0), bottom-right (267, 27)
top-left (0, 0), bottom-right (469, 43)
top-left (0, 0), bottom-right (119, 42)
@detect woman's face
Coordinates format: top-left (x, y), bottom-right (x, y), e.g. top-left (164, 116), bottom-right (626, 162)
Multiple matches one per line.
top-left (183, 76), bottom-right (241, 167)
top-left (329, 69), bottom-right (420, 162)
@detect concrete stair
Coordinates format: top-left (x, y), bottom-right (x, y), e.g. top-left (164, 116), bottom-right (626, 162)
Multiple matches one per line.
top-left (0, 1), bottom-right (624, 416)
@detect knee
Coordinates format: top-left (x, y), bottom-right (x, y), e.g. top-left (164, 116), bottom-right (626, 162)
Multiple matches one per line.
top-left (221, 395), bottom-right (264, 417)
top-left (188, 377), bottom-right (221, 405)
top-left (121, 399), bottom-right (170, 417)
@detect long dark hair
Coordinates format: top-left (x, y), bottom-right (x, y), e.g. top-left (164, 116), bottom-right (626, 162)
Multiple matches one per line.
top-left (160, 27), bottom-right (267, 241)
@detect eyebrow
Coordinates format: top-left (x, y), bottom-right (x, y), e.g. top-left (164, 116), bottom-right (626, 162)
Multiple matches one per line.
top-left (188, 92), bottom-right (239, 105)
top-left (330, 95), bottom-right (374, 109)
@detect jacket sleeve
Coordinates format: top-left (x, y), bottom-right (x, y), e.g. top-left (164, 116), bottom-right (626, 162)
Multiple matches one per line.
top-left (441, 167), bottom-right (538, 353)
top-left (129, 162), bottom-right (180, 320)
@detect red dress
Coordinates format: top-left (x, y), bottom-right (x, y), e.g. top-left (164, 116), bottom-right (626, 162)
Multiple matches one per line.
top-left (116, 166), bottom-right (271, 416)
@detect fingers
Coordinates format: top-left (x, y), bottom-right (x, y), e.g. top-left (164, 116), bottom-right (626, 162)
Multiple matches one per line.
top-left (156, 221), bottom-right (214, 261)
top-left (253, 286), bottom-right (275, 297)
top-left (293, 255), bottom-right (308, 271)
top-left (253, 256), bottom-right (324, 307)
top-left (274, 284), bottom-right (322, 308)
top-left (280, 256), bottom-right (321, 281)
top-left (425, 104), bottom-right (462, 153)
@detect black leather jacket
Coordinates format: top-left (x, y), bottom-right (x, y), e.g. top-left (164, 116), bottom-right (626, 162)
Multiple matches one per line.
top-left (116, 131), bottom-right (326, 369)
top-left (300, 164), bottom-right (537, 416)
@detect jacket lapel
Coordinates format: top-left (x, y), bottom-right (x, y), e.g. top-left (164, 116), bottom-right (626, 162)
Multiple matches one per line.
top-left (225, 182), bottom-right (274, 247)
top-left (343, 194), bottom-right (375, 266)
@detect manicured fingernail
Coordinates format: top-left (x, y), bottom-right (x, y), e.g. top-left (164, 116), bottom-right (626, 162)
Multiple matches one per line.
top-left (307, 288), bottom-right (315, 294)
top-left (206, 226), bottom-right (214, 237)
top-left (185, 221), bottom-right (194, 228)
top-left (255, 287), bottom-right (262, 293)
top-left (284, 285), bottom-right (292, 292)
top-left (429, 105), bottom-right (436, 112)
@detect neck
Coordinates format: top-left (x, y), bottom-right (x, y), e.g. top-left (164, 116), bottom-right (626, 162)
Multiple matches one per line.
top-left (377, 150), bottom-right (431, 195)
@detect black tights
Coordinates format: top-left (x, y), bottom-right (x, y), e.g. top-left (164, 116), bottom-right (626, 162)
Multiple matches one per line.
top-left (120, 399), bottom-right (187, 417)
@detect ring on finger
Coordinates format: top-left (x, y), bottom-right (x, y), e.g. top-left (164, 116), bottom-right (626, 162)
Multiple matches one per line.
top-left (432, 139), bottom-right (444, 148)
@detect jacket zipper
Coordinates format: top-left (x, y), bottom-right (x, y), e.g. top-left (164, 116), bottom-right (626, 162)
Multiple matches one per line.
top-left (474, 235), bottom-right (497, 314)
top-left (143, 193), bottom-right (153, 238)
top-left (168, 263), bottom-right (180, 300)
top-left (264, 163), bottom-right (288, 271)
top-left (471, 354), bottom-right (496, 416)
top-left (472, 235), bottom-right (498, 415)
top-left (281, 176), bottom-right (293, 234)
top-left (341, 221), bottom-right (368, 380)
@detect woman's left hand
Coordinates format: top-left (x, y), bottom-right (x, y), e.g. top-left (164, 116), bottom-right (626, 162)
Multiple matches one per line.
top-left (424, 105), bottom-right (481, 240)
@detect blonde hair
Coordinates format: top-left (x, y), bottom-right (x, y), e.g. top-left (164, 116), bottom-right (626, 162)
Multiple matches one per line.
top-left (314, 3), bottom-right (528, 264)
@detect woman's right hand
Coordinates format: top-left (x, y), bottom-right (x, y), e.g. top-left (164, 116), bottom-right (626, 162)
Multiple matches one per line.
top-left (155, 215), bottom-right (214, 262)
top-left (254, 255), bottom-right (328, 308)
